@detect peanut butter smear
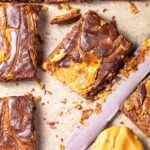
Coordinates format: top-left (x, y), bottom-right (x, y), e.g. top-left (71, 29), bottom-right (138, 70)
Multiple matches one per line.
top-left (93, 126), bottom-right (144, 150)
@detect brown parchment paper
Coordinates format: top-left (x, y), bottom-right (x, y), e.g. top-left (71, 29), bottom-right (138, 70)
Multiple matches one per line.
top-left (0, 1), bottom-right (150, 150)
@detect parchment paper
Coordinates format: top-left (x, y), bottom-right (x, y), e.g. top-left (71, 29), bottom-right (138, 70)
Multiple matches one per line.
top-left (0, 1), bottom-right (150, 150)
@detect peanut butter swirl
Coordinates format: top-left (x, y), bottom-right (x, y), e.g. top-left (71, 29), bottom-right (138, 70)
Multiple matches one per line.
top-left (0, 3), bottom-right (38, 81)
top-left (0, 95), bottom-right (35, 149)
top-left (43, 11), bottom-right (133, 100)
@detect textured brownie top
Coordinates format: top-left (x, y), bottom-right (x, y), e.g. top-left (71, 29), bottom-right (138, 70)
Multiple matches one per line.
top-left (43, 11), bottom-right (132, 100)
top-left (120, 75), bottom-right (150, 137)
top-left (0, 95), bottom-right (35, 149)
top-left (45, 0), bottom-right (88, 2)
top-left (0, 0), bottom-right (43, 2)
top-left (0, 0), bottom-right (88, 2)
top-left (0, 3), bottom-right (38, 81)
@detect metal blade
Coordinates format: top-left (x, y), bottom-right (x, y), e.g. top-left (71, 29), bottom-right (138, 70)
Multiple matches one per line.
top-left (65, 41), bottom-right (150, 150)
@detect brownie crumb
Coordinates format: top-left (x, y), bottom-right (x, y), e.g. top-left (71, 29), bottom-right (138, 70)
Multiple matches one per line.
top-left (46, 90), bottom-right (52, 95)
top-left (75, 104), bottom-right (83, 110)
top-left (80, 109), bottom-right (93, 124)
top-left (34, 96), bottom-right (42, 103)
top-left (39, 5), bottom-right (48, 11)
top-left (48, 121), bottom-right (58, 129)
top-left (94, 103), bottom-right (102, 114)
top-left (61, 99), bottom-right (67, 104)
top-left (60, 144), bottom-right (64, 150)
top-left (31, 88), bottom-right (35, 92)
top-left (37, 81), bottom-right (45, 90)
top-left (145, 3), bottom-right (149, 7)
top-left (57, 111), bottom-right (63, 116)
top-left (58, 4), bottom-right (71, 10)
top-left (37, 80), bottom-right (47, 94)
top-left (120, 121), bottom-right (124, 125)
top-left (103, 8), bottom-right (107, 13)
top-left (129, 2), bottom-right (139, 14)
top-left (111, 16), bottom-right (117, 28)
top-left (60, 138), bottom-right (64, 142)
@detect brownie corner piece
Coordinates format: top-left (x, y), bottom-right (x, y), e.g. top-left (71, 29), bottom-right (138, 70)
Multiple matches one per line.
top-left (0, 95), bottom-right (35, 149)
top-left (43, 10), bottom-right (132, 100)
top-left (0, 3), bottom-right (39, 81)
top-left (120, 76), bottom-right (150, 137)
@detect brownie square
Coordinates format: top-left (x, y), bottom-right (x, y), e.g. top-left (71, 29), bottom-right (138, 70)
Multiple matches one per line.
top-left (43, 10), bottom-right (133, 100)
top-left (0, 0), bottom-right (43, 2)
top-left (0, 3), bottom-right (39, 81)
top-left (120, 75), bottom-right (150, 137)
top-left (45, 0), bottom-right (88, 3)
top-left (0, 0), bottom-right (87, 2)
top-left (0, 95), bottom-right (35, 149)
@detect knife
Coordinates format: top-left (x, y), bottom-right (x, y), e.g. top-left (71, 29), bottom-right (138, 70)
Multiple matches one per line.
top-left (64, 37), bottom-right (150, 150)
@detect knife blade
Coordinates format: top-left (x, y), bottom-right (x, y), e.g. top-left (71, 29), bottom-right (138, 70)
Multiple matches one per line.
top-left (65, 38), bottom-right (150, 150)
